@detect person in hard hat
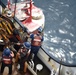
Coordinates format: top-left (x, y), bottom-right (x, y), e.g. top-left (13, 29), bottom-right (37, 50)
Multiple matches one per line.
top-left (0, 48), bottom-right (14, 75)
top-left (15, 41), bottom-right (31, 73)
top-left (29, 27), bottom-right (44, 61)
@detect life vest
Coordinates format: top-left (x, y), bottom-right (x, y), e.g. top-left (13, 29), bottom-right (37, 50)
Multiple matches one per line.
top-left (19, 47), bottom-right (28, 58)
top-left (31, 34), bottom-right (42, 46)
top-left (2, 55), bottom-right (12, 64)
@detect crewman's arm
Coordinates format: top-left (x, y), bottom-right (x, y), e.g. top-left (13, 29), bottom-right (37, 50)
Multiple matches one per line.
top-left (27, 49), bottom-right (31, 56)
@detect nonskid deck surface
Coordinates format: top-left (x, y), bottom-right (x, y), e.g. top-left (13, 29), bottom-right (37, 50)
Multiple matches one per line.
top-left (0, 66), bottom-right (32, 75)
top-left (0, 51), bottom-right (50, 75)
top-left (34, 57), bottom-right (51, 75)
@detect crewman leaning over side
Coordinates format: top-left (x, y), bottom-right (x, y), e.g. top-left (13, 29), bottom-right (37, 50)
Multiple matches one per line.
top-left (28, 27), bottom-right (44, 62)
top-left (0, 47), bottom-right (14, 75)
top-left (15, 41), bottom-right (31, 74)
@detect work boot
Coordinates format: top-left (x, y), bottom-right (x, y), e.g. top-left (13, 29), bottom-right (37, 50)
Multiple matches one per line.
top-left (0, 73), bottom-right (3, 75)
top-left (8, 74), bottom-right (12, 75)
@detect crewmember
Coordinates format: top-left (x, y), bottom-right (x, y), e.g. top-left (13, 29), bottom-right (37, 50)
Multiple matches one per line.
top-left (0, 48), bottom-right (14, 75)
top-left (29, 27), bottom-right (44, 61)
top-left (15, 41), bottom-right (31, 73)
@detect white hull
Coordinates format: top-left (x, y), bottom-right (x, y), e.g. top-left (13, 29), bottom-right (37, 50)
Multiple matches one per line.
top-left (37, 48), bottom-right (76, 75)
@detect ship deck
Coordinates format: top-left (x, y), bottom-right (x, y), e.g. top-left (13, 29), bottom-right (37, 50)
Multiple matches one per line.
top-left (0, 51), bottom-right (50, 75)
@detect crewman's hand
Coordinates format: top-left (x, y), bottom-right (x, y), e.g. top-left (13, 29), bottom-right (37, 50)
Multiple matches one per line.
top-left (10, 51), bottom-right (14, 57)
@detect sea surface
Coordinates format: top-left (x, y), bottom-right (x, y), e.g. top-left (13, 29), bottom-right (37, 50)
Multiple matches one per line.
top-left (33, 0), bottom-right (76, 66)
top-left (1, 0), bottom-right (76, 66)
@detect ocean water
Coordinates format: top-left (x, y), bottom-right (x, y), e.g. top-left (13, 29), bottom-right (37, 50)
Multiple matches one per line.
top-left (1, 0), bottom-right (76, 66)
top-left (33, 0), bottom-right (76, 66)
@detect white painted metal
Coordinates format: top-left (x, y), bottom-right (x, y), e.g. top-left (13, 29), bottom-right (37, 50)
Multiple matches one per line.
top-left (0, 5), bottom-right (2, 14)
top-left (37, 48), bottom-right (76, 75)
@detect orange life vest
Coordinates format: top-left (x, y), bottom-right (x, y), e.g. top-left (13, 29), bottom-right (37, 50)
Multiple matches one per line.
top-left (31, 34), bottom-right (42, 46)
top-left (2, 56), bottom-right (12, 64)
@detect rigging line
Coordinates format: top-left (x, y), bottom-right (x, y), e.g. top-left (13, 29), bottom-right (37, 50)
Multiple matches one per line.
top-left (14, 0), bottom-right (17, 17)
top-left (58, 58), bottom-right (62, 75)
